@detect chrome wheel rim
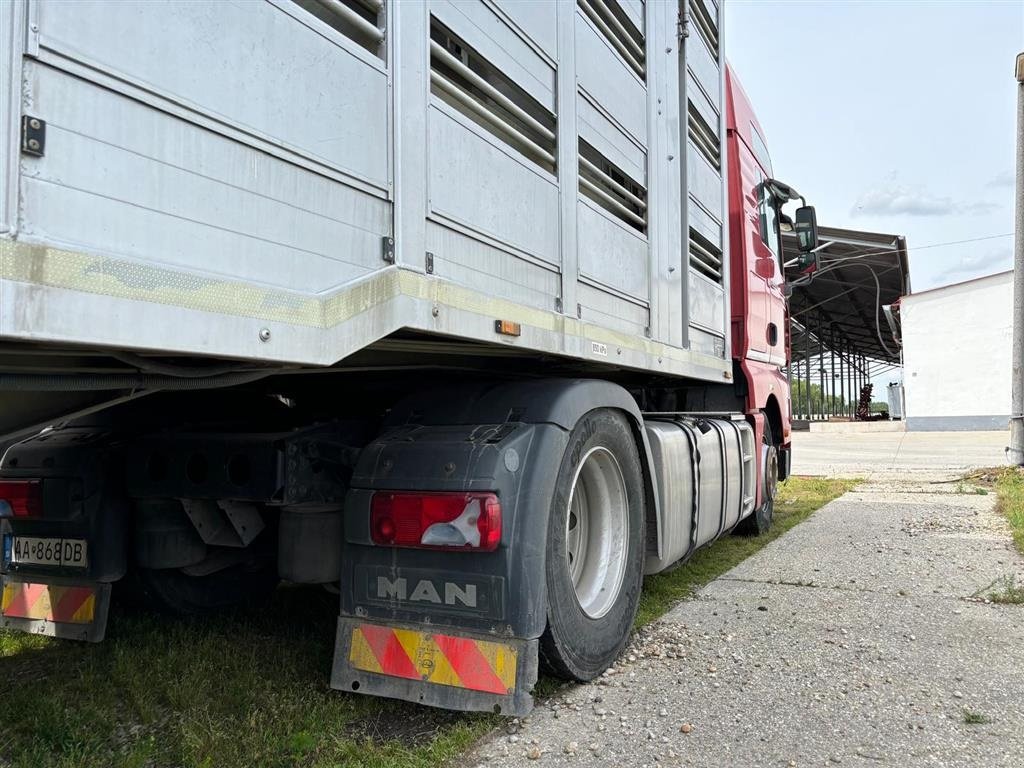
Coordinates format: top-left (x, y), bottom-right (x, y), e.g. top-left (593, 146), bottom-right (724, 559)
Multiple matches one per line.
top-left (565, 446), bottom-right (629, 619)
top-left (762, 441), bottom-right (778, 505)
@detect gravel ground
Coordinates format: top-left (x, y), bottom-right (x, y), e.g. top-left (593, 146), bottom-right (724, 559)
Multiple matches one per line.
top-left (463, 472), bottom-right (1024, 767)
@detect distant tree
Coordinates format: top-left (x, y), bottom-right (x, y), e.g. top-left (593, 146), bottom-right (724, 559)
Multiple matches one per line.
top-left (790, 379), bottom-right (847, 416)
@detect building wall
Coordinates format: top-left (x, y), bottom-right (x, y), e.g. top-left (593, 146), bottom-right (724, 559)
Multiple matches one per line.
top-left (901, 270), bottom-right (1012, 431)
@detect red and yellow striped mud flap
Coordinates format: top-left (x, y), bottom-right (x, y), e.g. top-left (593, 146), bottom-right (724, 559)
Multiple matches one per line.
top-left (331, 618), bottom-right (539, 716)
top-left (0, 575), bottom-right (111, 642)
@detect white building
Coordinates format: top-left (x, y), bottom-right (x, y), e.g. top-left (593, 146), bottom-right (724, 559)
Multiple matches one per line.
top-left (901, 270), bottom-right (1013, 431)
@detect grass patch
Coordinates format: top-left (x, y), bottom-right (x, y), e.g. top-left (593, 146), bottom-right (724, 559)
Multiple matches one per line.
top-left (993, 467), bottom-right (1024, 555)
top-left (0, 476), bottom-right (855, 768)
top-left (972, 574), bottom-right (1024, 605)
top-left (970, 466), bottom-right (1024, 554)
top-left (963, 709), bottom-right (992, 725)
top-left (635, 476), bottom-right (859, 626)
top-left (0, 588), bottom-right (495, 768)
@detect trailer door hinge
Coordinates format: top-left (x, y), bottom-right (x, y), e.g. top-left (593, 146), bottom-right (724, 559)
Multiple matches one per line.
top-left (425, 251), bottom-right (434, 274)
top-left (382, 236), bottom-right (395, 264)
top-left (20, 116), bottom-right (45, 157)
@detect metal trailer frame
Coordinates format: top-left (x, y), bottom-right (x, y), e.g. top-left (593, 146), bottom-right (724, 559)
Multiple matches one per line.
top-left (0, 0), bottom-right (732, 390)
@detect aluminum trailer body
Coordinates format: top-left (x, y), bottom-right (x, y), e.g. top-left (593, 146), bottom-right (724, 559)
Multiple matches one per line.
top-left (0, 0), bottom-right (731, 390)
top-left (0, 0), bottom-right (809, 716)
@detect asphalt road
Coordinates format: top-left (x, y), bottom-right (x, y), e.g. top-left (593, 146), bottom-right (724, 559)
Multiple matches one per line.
top-left (465, 432), bottom-right (1024, 767)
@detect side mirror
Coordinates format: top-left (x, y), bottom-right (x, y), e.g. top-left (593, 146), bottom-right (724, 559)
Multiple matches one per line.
top-left (794, 205), bottom-right (819, 252)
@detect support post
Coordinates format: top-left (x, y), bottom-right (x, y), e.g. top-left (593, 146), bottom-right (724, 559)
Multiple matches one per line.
top-left (1009, 52), bottom-right (1024, 465)
top-left (838, 342), bottom-right (845, 417)
top-left (818, 317), bottom-right (825, 421)
top-left (829, 328), bottom-right (836, 417)
top-left (805, 323), bottom-right (812, 420)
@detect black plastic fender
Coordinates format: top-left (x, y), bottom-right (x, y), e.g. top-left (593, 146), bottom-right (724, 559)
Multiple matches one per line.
top-left (340, 379), bottom-right (660, 641)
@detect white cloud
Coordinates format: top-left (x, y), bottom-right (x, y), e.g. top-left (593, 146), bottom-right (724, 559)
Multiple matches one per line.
top-left (934, 246), bottom-right (1012, 282)
top-left (986, 170), bottom-right (1015, 188)
top-left (851, 183), bottom-right (1001, 217)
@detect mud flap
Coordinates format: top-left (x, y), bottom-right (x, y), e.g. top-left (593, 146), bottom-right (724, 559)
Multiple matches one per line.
top-left (331, 617), bottom-right (538, 716)
top-left (0, 574), bottom-right (112, 642)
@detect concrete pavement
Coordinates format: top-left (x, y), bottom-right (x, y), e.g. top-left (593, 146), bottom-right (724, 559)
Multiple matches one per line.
top-left (464, 434), bottom-right (1024, 767)
top-left (791, 429), bottom-right (1008, 476)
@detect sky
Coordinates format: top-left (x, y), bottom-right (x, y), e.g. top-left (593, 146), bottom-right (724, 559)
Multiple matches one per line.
top-left (725, 0), bottom-right (1023, 293)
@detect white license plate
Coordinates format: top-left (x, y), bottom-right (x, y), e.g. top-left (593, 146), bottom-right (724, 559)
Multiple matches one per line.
top-left (10, 537), bottom-right (88, 569)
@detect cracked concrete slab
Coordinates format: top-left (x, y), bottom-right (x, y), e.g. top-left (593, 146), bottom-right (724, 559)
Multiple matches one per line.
top-left (463, 437), bottom-right (1023, 768)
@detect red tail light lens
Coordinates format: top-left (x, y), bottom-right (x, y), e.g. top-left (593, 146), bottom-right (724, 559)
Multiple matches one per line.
top-left (370, 492), bottom-right (501, 552)
top-left (0, 480), bottom-right (43, 518)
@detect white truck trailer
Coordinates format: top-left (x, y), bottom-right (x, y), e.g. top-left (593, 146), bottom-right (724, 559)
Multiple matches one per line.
top-left (0, 0), bottom-right (813, 715)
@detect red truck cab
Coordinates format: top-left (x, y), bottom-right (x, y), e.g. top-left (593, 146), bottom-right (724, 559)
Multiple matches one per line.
top-left (726, 66), bottom-right (816, 485)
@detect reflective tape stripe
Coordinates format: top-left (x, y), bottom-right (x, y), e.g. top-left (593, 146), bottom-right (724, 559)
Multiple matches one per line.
top-left (432, 632), bottom-right (508, 695)
top-left (348, 623), bottom-right (517, 695)
top-left (1, 581), bottom-right (96, 624)
top-left (359, 623), bottom-right (420, 681)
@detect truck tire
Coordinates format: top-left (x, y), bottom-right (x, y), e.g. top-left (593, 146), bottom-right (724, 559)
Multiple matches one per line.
top-left (540, 409), bottom-right (645, 681)
top-left (735, 416), bottom-right (777, 536)
top-left (136, 558), bottom-right (278, 615)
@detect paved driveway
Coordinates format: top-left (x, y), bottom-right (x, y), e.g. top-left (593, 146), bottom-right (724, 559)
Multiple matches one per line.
top-left (791, 429), bottom-right (1008, 476)
top-left (466, 434), bottom-right (1024, 767)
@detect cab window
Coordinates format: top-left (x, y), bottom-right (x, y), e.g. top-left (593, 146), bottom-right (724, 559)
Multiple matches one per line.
top-left (757, 176), bottom-right (781, 258)
top-left (751, 125), bottom-right (773, 177)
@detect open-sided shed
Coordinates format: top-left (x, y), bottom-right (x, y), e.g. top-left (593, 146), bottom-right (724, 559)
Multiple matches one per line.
top-left (783, 226), bottom-right (909, 420)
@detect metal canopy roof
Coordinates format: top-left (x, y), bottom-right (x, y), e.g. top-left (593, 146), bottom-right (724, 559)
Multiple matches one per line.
top-left (783, 226), bottom-right (909, 365)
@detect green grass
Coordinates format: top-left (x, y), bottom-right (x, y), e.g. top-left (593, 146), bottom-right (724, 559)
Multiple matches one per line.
top-left (963, 467), bottom-right (1024, 605)
top-left (978, 574), bottom-right (1024, 605)
top-left (0, 476), bottom-right (854, 768)
top-left (0, 589), bottom-right (494, 768)
top-left (991, 467), bottom-right (1024, 555)
top-left (963, 709), bottom-right (993, 725)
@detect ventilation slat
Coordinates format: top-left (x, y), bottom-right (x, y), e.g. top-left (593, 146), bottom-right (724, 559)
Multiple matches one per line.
top-left (580, 176), bottom-right (646, 228)
top-left (318, 0), bottom-right (382, 41)
top-left (430, 71), bottom-right (556, 167)
top-left (578, 0), bottom-right (645, 80)
top-left (579, 155), bottom-right (646, 211)
top-left (689, 0), bottom-right (719, 60)
top-left (579, 139), bottom-right (648, 233)
top-left (292, 0), bottom-right (385, 57)
top-left (430, 41), bottom-right (555, 144)
top-left (687, 103), bottom-right (720, 169)
top-left (689, 227), bottom-right (723, 283)
top-left (430, 19), bottom-right (557, 173)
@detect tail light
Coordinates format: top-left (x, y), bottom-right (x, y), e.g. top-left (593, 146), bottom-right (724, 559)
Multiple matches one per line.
top-left (371, 492), bottom-right (501, 552)
top-left (0, 480), bottom-right (43, 518)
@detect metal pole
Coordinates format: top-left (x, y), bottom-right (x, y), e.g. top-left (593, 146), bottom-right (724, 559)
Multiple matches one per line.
top-left (853, 352), bottom-right (859, 418)
top-left (829, 328), bottom-right (836, 417)
top-left (845, 345), bottom-right (851, 417)
top-left (841, 346), bottom-right (846, 418)
top-left (1009, 52), bottom-right (1024, 465)
top-left (852, 346), bottom-right (858, 417)
top-left (845, 344), bottom-right (851, 418)
top-left (851, 354), bottom-right (860, 421)
top-left (858, 354), bottom-right (864, 418)
top-left (805, 324), bottom-right (812, 420)
top-left (818, 317), bottom-right (825, 421)
top-left (838, 342), bottom-right (845, 417)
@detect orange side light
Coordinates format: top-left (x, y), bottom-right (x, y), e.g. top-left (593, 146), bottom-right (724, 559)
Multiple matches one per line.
top-left (494, 320), bottom-right (521, 337)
